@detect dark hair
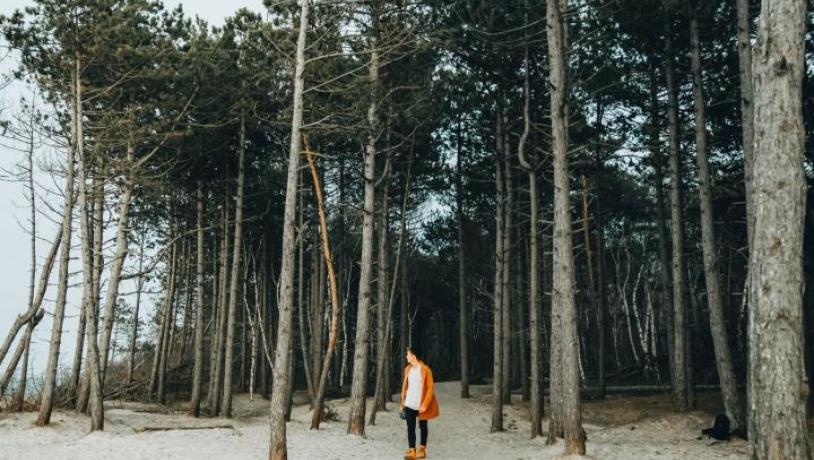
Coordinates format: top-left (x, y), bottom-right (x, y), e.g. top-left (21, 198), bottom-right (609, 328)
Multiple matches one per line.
top-left (407, 346), bottom-right (423, 362)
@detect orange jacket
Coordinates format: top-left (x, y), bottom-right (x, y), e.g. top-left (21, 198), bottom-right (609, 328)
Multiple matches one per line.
top-left (400, 362), bottom-right (440, 421)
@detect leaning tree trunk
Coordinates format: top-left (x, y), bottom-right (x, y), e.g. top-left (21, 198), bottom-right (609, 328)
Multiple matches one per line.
top-left (190, 180), bottom-right (206, 417)
top-left (548, 0), bottom-right (585, 454)
top-left (269, 1), bottom-right (309, 458)
top-left (347, 14), bottom-right (380, 437)
top-left (99, 142), bottom-right (135, 382)
top-left (748, 1), bottom-right (809, 458)
top-left (689, 10), bottom-right (743, 430)
top-left (221, 113), bottom-right (246, 418)
top-left (491, 113), bottom-right (505, 434)
top-left (0, 309), bottom-right (43, 397)
top-left (35, 62), bottom-right (79, 427)
top-left (664, 6), bottom-right (691, 412)
top-left (304, 138), bottom-right (344, 430)
top-left (75, 59), bottom-right (104, 430)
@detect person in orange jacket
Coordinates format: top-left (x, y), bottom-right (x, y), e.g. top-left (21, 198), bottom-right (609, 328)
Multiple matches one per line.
top-left (400, 346), bottom-right (439, 460)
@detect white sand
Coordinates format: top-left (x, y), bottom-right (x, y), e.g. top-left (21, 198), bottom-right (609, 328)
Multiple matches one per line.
top-left (0, 382), bottom-right (750, 459)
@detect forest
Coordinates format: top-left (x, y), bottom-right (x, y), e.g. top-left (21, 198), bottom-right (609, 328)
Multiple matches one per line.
top-left (0, 0), bottom-right (812, 459)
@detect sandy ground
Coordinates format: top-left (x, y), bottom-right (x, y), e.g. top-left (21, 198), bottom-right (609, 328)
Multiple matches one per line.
top-left (0, 382), bottom-right (752, 459)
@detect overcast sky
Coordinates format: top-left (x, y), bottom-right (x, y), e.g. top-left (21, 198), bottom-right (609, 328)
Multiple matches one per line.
top-left (0, 0), bottom-right (267, 386)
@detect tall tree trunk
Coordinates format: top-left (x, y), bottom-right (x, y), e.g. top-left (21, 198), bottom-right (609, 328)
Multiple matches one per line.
top-left (269, 1), bottom-right (308, 457)
top-left (75, 58), bottom-right (104, 430)
top-left (455, 118), bottom-right (470, 400)
top-left (502, 144), bottom-right (513, 406)
top-left (516, 44), bottom-right (542, 434)
top-left (347, 10), bottom-right (380, 436)
top-left (221, 114), bottom-right (246, 418)
top-left (99, 142), bottom-right (135, 382)
top-left (304, 138), bottom-right (344, 429)
top-left (664, 6), bottom-right (691, 412)
top-left (191, 180), bottom-right (206, 417)
top-left (491, 112), bottom-right (505, 433)
top-left (127, 228), bottom-right (147, 384)
top-left (736, 0), bottom-right (755, 252)
top-left (35, 61), bottom-right (79, 427)
top-left (547, 0), bottom-right (584, 453)
top-left (649, 69), bottom-right (675, 394)
top-left (208, 195), bottom-right (230, 415)
top-left (748, 1), bottom-right (809, 457)
top-left (157, 238), bottom-right (179, 404)
top-left (689, 9), bottom-right (743, 429)
top-left (373, 180), bottom-right (390, 413)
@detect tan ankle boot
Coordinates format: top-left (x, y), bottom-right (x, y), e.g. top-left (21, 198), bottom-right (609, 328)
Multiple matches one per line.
top-left (404, 448), bottom-right (417, 460)
top-left (416, 445), bottom-right (427, 458)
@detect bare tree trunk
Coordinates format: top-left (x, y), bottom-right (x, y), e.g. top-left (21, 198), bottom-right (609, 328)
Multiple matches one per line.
top-left (303, 139), bottom-right (344, 429)
top-left (127, 228), bottom-right (147, 384)
top-left (455, 118), bottom-right (470, 400)
top-left (595, 195), bottom-right (607, 400)
top-left (663, 7), bottom-right (690, 412)
top-left (99, 142), bottom-right (134, 382)
top-left (0, 310), bottom-right (43, 396)
top-left (736, 0), bottom-right (755, 251)
top-left (298, 226), bottom-right (315, 403)
top-left (75, 58), bottom-right (104, 430)
top-left (370, 150), bottom-right (413, 425)
top-left (748, 1), bottom-right (809, 457)
top-left (208, 195), bottom-right (230, 415)
top-left (35, 62), bottom-right (79, 427)
top-left (347, 10), bottom-right (380, 436)
top-left (221, 114), bottom-right (246, 418)
top-left (157, 239), bottom-right (179, 404)
top-left (516, 45), bottom-right (542, 433)
top-left (502, 145), bottom-right (513, 406)
top-left (269, 1), bottom-right (308, 457)
top-left (548, 0), bottom-right (584, 453)
top-left (373, 180), bottom-right (390, 413)
top-left (491, 112), bottom-right (505, 433)
top-left (688, 9), bottom-right (743, 429)
top-left (191, 181), bottom-right (206, 417)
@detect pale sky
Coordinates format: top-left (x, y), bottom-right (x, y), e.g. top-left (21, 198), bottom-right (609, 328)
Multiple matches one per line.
top-left (0, 0), bottom-right (267, 387)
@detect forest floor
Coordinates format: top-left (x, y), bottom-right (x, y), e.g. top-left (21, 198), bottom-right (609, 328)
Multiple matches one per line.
top-left (0, 381), bottom-right (760, 459)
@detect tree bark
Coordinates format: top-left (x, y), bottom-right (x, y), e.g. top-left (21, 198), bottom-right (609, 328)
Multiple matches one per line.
top-left (269, 1), bottom-right (309, 457)
top-left (221, 113), bottom-right (246, 418)
top-left (99, 142), bottom-right (135, 382)
top-left (547, 0), bottom-right (585, 453)
top-left (748, 1), bottom-right (809, 457)
top-left (455, 117), bottom-right (470, 400)
top-left (502, 142), bottom-right (513, 406)
top-left (347, 9), bottom-right (380, 436)
top-left (491, 112), bottom-right (505, 433)
top-left (664, 6), bottom-right (691, 412)
top-left (191, 180), bottom-right (206, 417)
top-left (36, 61), bottom-right (79, 427)
top-left (373, 179), bottom-right (390, 414)
top-left (689, 9), bottom-right (743, 429)
top-left (208, 194), bottom-right (230, 415)
top-left (75, 57), bottom-right (104, 430)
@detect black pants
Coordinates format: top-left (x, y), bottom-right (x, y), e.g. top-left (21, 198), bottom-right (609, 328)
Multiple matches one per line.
top-left (405, 407), bottom-right (428, 449)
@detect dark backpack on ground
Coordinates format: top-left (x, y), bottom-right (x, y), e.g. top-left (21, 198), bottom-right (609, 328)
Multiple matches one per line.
top-left (701, 413), bottom-right (731, 441)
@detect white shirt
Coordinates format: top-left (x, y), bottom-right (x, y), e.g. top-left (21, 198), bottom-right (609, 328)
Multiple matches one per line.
top-left (404, 365), bottom-right (423, 410)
